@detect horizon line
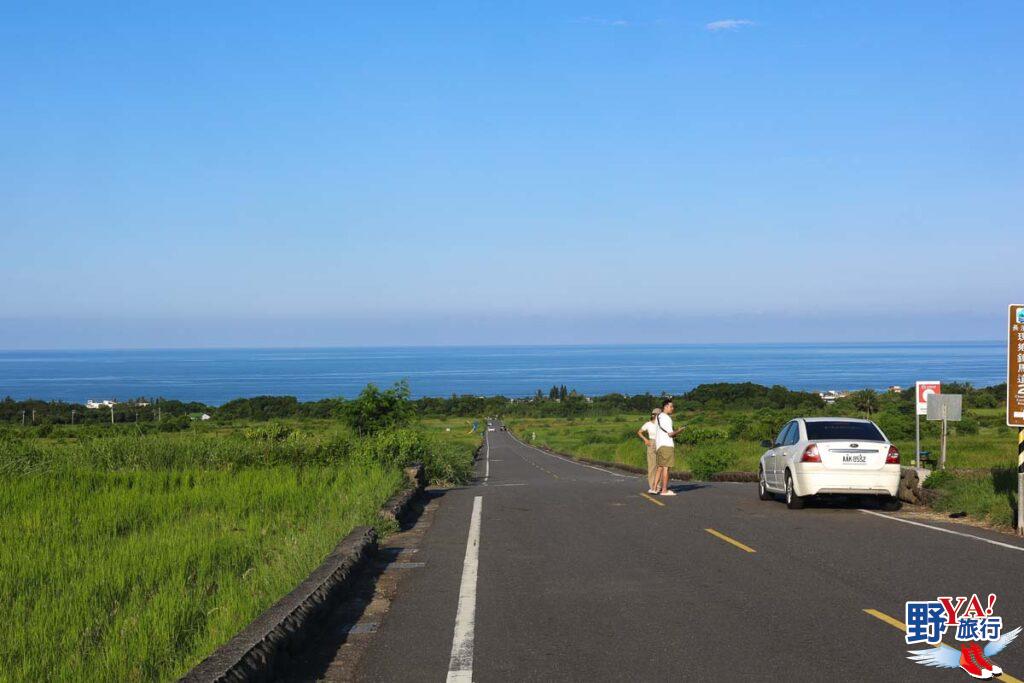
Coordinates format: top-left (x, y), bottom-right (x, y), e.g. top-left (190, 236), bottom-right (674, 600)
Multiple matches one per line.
top-left (0, 339), bottom-right (1005, 354)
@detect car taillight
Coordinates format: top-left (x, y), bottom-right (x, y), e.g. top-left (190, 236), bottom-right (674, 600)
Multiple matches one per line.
top-left (801, 443), bottom-right (821, 463)
top-left (886, 445), bottom-right (900, 464)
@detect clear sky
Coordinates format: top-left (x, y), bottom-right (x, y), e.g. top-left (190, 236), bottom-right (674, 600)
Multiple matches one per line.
top-left (2, 1), bottom-right (1020, 348)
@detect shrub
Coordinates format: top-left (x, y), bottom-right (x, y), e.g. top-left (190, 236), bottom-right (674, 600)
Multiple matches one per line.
top-left (922, 468), bottom-right (954, 489)
top-left (727, 416), bottom-right (749, 440)
top-left (875, 411), bottom-right (913, 440)
top-left (345, 382), bottom-right (412, 436)
top-left (157, 415), bottom-right (191, 433)
top-left (678, 427), bottom-right (727, 445)
top-left (243, 422), bottom-right (292, 441)
top-left (955, 415), bottom-right (980, 436)
top-left (350, 427), bottom-right (473, 485)
top-left (739, 410), bottom-right (787, 442)
top-left (688, 447), bottom-right (734, 480)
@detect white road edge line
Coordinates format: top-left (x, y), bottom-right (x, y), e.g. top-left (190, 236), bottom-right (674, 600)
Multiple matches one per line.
top-left (447, 495), bottom-right (482, 682)
top-left (484, 432), bottom-right (489, 482)
top-left (507, 431), bottom-right (633, 479)
top-left (859, 509), bottom-right (1024, 552)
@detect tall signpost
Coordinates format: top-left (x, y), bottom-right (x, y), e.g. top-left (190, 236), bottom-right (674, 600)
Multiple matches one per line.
top-left (927, 394), bottom-right (962, 471)
top-left (915, 380), bottom-right (941, 469)
top-left (1007, 305), bottom-right (1024, 536)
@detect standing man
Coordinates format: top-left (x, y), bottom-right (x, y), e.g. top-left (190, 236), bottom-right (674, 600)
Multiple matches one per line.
top-left (655, 398), bottom-right (685, 496)
top-left (637, 408), bottom-right (662, 494)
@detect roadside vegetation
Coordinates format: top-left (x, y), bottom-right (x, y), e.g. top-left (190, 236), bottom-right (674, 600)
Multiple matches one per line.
top-left (922, 468), bottom-right (1019, 530)
top-left (0, 383), bottom-right (479, 681)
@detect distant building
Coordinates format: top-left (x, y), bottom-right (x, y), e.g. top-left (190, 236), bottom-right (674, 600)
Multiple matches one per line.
top-left (188, 413), bottom-right (212, 421)
top-left (888, 385), bottom-right (903, 394)
top-left (818, 390), bottom-right (848, 405)
top-left (85, 399), bottom-right (116, 409)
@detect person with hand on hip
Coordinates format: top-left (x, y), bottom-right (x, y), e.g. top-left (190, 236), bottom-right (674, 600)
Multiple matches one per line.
top-left (655, 398), bottom-right (685, 496)
top-left (637, 408), bottom-right (662, 494)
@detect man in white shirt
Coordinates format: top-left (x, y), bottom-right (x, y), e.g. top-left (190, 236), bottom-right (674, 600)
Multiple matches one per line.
top-left (654, 398), bottom-right (685, 496)
top-left (637, 408), bottom-right (662, 494)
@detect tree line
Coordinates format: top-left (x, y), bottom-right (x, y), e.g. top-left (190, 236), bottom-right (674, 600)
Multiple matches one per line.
top-left (1, 380), bottom-right (1007, 427)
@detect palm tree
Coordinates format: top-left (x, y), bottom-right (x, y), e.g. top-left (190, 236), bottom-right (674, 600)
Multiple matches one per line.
top-left (851, 389), bottom-right (880, 417)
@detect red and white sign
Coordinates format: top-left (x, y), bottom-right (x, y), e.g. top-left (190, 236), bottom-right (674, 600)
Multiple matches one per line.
top-left (916, 381), bottom-right (941, 416)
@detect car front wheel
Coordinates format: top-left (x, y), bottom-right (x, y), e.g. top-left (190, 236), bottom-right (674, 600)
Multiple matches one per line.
top-left (758, 467), bottom-right (772, 501)
top-left (785, 471), bottom-right (805, 509)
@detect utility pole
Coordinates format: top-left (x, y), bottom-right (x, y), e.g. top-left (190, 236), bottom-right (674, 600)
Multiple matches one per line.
top-left (71, 409), bottom-right (76, 425)
top-left (110, 405), bottom-right (115, 425)
top-left (31, 409), bottom-right (35, 424)
top-left (21, 410), bottom-right (25, 426)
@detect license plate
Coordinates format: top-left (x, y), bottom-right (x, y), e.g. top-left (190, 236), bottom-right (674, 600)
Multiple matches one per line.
top-left (843, 454), bottom-right (867, 464)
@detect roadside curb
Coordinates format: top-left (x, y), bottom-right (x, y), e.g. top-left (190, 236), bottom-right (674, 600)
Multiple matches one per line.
top-left (181, 463), bottom-right (425, 683)
top-left (379, 465), bottom-right (427, 523)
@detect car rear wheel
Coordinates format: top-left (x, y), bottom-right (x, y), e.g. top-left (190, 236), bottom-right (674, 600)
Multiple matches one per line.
top-left (785, 471), bottom-right (805, 509)
top-left (758, 467), bottom-right (772, 501)
top-left (881, 496), bottom-right (902, 511)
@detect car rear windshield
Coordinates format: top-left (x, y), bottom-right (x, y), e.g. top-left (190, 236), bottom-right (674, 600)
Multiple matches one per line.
top-left (804, 421), bottom-right (885, 442)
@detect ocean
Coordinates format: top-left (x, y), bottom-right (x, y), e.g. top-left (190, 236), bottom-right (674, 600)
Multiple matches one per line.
top-left (0, 342), bottom-right (1006, 406)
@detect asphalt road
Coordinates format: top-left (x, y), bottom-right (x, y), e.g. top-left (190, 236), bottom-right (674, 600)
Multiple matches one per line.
top-left (318, 425), bottom-right (1024, 682)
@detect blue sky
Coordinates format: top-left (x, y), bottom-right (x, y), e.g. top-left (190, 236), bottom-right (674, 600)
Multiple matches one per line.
top-left (1, 1), bottom-right (1020, 348)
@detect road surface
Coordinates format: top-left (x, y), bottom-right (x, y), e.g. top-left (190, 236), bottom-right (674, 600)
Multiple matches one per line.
top-left (296, 425), bottom-right (1024, 681)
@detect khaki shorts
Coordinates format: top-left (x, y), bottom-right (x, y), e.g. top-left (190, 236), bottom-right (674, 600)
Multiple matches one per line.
top-left (656, 446), bottom-right (675, 468)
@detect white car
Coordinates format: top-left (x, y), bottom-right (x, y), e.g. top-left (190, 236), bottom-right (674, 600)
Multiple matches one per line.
top-left (757, 417), bottom-right (901, 510)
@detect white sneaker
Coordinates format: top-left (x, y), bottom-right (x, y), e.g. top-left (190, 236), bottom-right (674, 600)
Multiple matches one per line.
top-left (647, 488), bottom-right (659, 494)
top-left (660, 490), bottom-right (677, 496)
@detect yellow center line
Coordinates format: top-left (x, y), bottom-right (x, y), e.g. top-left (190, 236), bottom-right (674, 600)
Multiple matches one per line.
top-left (864, 608), bottom-right (907, 631)
top-left (864, 608), bottom-right (1024, 683)
top-left (640, 493), bottom-right (665, 507)
top-left (704, 528), bottom-right (756, 553)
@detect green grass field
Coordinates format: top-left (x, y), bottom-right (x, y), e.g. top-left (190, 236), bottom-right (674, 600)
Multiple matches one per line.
top-left (0, 418), bottom-right (478, 681)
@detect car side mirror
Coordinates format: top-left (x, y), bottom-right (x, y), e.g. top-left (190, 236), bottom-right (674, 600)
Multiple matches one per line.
top-left (760, 440), bottom-right (773, 449)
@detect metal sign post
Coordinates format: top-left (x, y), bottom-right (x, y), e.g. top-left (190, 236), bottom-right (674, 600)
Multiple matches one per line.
top-left (927, 394), bottom-right (962, 471)
top-left (915, 381), bottom-right (941, 468)
top-left (1006, 305), bottom-right (1024, 535)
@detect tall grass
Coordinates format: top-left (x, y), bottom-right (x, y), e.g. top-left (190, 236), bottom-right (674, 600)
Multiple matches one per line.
top-left (924, 469), bottom-right (1019, 529)
top-left (0, 420), bottom-right (478, 681)
top-left (1, 462), bottom-right (401, 681)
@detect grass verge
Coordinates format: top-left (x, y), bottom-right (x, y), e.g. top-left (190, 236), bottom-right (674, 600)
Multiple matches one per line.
top-left (923, 468), bottom-right (1020, 530)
